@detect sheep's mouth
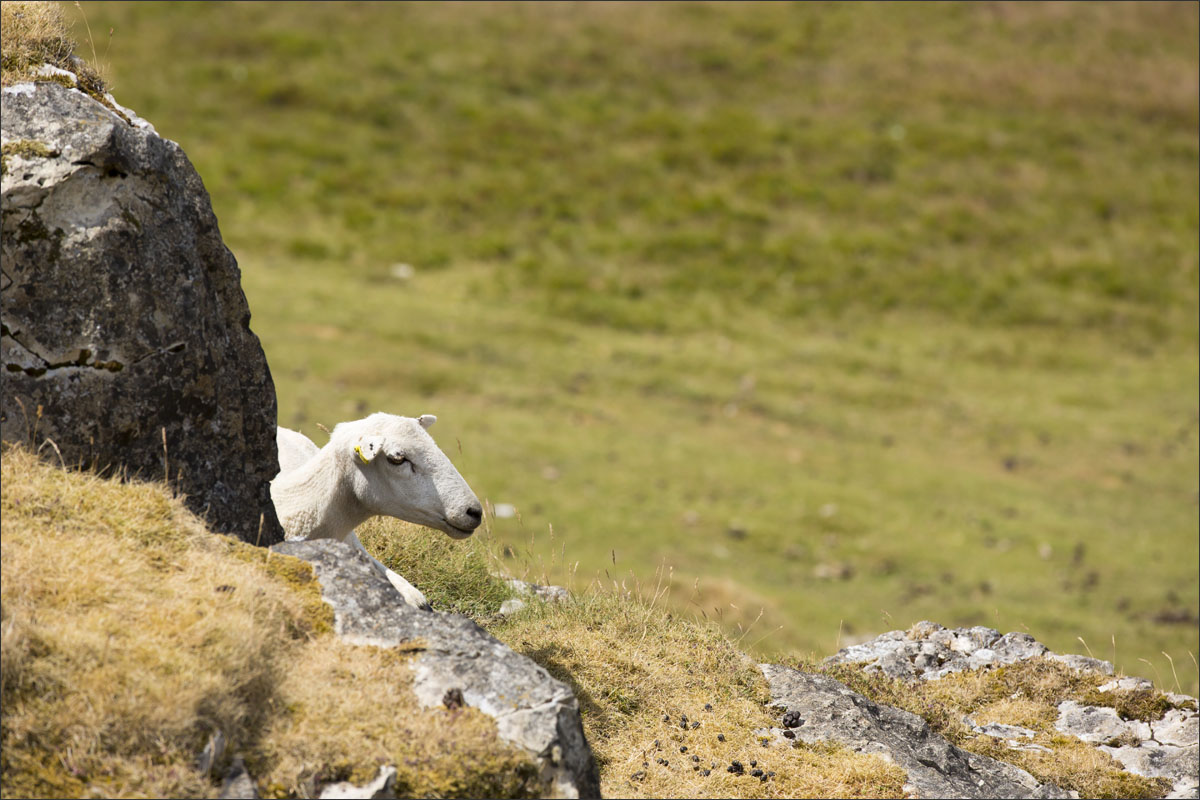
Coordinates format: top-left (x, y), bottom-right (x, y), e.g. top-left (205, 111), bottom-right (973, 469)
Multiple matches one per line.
top-left (442, 520), bottom-right (476, 539)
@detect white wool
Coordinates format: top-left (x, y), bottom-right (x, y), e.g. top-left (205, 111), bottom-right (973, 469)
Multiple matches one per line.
top-left (271, 412), bottom-right (483, 609)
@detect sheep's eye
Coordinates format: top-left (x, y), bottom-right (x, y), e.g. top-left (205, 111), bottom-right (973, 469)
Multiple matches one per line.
top-left (386, 454), bottom-right (410, 467)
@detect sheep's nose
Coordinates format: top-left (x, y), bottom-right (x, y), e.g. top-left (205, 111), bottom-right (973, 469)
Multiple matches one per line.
top-left (465, 506), bottom-right (483, 525)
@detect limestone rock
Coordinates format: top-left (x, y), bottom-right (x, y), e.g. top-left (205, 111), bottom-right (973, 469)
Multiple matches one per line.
top-left (759, 664), bottom-right (1070, 799)
top-left (1047, 653), bottom-right (1115, 676)
top-left (218, 758), bottom-right (260, 800)
top-left (506, 577), bottom-right (571, 603)
top-left (823, 621), bottom-right (1199, 797)
top-left (1054, 700), bottom-right (1151, 744)
top-left (826, 622), bottom-right (1108, 681)
top-left (271, 540), bottom-right (601, 799)
top-left (1, 79), bottom-right (283, 545)
top-left (316, 766), bottom-right (397, 800)
top-left (1097, 744), bottom-right (1198, 797)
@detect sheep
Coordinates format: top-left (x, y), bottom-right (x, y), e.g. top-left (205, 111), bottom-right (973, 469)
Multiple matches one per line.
top-left (270, 412), bottom-right (483, 610)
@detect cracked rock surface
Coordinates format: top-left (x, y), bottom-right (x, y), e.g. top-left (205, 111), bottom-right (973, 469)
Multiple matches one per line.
top-left (759, 664), bottom-right (1070, 799)
top-left (1, 79), bottom-right (283, 545)
top-left (272, 540), bottom-right (601, 799)
top-left (826, 622), bottom-right (1200, 799)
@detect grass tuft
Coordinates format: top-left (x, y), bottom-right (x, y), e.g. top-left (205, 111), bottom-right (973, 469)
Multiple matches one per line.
top-left (0, 446), bottom-right (542, 799)
top-left (489, 591), bottom-right (908, 798)
top-left (0, 0), bottom-right (104, 91)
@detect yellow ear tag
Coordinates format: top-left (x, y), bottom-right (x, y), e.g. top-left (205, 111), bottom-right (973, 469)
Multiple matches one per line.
top-left (355, 445), bottom-right (369, 464)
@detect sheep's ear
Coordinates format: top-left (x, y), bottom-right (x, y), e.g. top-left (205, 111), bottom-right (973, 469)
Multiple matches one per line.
top-left (418, 414), bottom-right (437, 429)
top-left (354, 435), bottom-right (386, 464)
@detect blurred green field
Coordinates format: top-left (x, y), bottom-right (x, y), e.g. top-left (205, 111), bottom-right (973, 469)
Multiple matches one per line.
top-left (70, 1), bottom-right (1198, 691)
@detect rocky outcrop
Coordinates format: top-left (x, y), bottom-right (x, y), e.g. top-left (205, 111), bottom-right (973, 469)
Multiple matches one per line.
top-left (823, 622), bottom-right (1199, 799)
top-left (271, 539), bottom-right (601, 799)
top-left (1, 77), bottom-right (283, 545)
top-left (824, 620), bottom-right (1114, 681)
top-left (758, 664), bottom-right (1070, 799)
top-left (1057, 683), bottom-right (1199, 799)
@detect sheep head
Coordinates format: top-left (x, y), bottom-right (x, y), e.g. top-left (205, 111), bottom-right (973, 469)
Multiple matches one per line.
top-left (335, 412), bottom-right (483, 538)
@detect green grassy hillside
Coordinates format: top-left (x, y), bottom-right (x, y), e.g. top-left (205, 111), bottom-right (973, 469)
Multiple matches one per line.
top-left (3, 447), bottom-right (1176, 799)
top-left (57, 1), bottom-right (1200, 692)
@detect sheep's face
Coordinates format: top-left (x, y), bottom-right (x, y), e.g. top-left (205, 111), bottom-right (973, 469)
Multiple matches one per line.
top-left (343, 413), bottom-right (483, 538)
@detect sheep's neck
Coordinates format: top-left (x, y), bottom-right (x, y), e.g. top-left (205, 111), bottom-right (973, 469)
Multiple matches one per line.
top-left (272, 446), bottom-right (370, 542)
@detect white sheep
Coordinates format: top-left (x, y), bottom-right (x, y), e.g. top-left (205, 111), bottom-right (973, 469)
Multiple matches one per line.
top-left (271, 412), bottom-right (483, 610)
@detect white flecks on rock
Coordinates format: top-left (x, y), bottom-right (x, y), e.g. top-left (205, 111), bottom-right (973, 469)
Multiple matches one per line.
top-left (827, 623), bottom-right (1055, 681)
top-left (1098, 677), bottom-right (1155, 693)
top-left (103, 93), bottom-right (157, 133)
top-left (1097, 743), bottom-right (1199, 795)
top-left (828, 622), bottom-right (1200, 799)
top-left (499, 597), bottom-right (527, 616)
top-left (1054, 701), bottom-right (1151, 744)
top-left (1152, 709), bottom-right (1199, 748)
top-left (316, 765), bottom-right (397, 800)
top-left (1047, 652), bottom-right (1115, 676)
top-left (2, 82), bottom-right (37, 96)
top-left (977, 722), bottom-right (1037, 741)
top-left (33, 63), bottom-right (78, 84)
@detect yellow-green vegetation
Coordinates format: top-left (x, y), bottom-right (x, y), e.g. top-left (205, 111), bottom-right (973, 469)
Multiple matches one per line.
top-left (357, 515), bottom-right (516, 619)
top-left (1, 446), bottom-right (1191, 799)
top-left (0, 0), bottom-right (105, 95)
top-left (0, 138), bottom-right (58, 176)
top-left (56, 0), bottom-right (1198, 693)
top-left (818, 657), bottom-right (1180, 799)
top-left (490, 585), bottom-right (908, 798)
top-left (0, 447), bottom-right (541, 799)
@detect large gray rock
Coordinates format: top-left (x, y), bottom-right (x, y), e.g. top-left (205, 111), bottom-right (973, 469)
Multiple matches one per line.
top-left (759, 664), bottom-right (1070, 799)
top-left (1, 78), bottom-right (283, 545)
top-left (271, 539), bottom-right (601, 799)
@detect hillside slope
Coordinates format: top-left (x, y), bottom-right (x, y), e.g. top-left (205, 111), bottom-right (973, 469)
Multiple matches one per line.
top-left (4, 448), bottom-right (1188, 799)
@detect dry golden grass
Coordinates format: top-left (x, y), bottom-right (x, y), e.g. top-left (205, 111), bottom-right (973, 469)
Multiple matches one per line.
top-left (490, 587), bottom-right (908, 799)
top-left (0, 446), bottom-right (540, 798)
top-left (0, 0), bottom-right (104, 92)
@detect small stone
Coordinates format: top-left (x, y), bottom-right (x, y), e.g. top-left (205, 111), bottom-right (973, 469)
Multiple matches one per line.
top-left (498, 598), bottom-right (527, 615)
top-left (442, 688), bottom-right (464, 710)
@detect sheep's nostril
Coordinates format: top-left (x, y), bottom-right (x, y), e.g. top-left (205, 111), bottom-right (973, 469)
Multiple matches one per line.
top-left (466, 506), bottom-right (483, 524)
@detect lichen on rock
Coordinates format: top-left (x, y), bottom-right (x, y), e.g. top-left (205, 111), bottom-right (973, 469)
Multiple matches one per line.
top-left (1, 78), bottom-right (284, 545)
